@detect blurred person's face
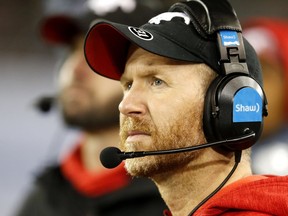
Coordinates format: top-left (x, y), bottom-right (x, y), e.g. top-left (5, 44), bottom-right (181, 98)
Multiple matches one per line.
top-left (58, 38), bottom-right (122, 131)
top-left (260, 55), bottom-right (286, 137)
top-left (119, 46), bottom-right (215, 178)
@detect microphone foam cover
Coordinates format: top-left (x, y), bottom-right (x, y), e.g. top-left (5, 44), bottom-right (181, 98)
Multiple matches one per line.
top-left (100, 147), bottom-right (122, 169)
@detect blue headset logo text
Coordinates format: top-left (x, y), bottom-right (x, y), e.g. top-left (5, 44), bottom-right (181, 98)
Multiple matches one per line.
top-left (220, 30), bottom-right (240, 47)
top-left (233, 87), bottom-right (262, 123)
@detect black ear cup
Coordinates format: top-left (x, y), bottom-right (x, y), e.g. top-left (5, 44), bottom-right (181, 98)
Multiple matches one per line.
top-left (203, 74), bottom-right (266, 150)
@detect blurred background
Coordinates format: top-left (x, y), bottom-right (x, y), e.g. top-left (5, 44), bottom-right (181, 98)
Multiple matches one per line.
top-left (1, 0), bottom-right (288, 215)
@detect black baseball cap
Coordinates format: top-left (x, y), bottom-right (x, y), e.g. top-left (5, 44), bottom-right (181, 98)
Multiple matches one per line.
top-left (84, 7), bottom-right (262, 85)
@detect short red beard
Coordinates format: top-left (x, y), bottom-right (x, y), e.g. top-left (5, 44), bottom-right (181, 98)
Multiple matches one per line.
top-left (119, 107), bottom-right (206, 178)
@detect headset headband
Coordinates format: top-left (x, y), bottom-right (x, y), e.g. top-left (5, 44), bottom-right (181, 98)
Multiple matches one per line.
top-left (170, 0), bottom-right (249, 75)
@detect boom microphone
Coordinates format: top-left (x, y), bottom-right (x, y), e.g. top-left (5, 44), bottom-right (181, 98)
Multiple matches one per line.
top-left (100, 132), bottom-right (255, 168)
top-left (34, 95), bottom-right (55, 113)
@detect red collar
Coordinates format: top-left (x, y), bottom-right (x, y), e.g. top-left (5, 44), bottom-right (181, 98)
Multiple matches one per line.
top-left (61, 144), bottom-right (130, 197)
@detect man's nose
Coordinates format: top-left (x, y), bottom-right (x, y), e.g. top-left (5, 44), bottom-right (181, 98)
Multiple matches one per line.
top-left (119, 88), bottom-right (147, 117)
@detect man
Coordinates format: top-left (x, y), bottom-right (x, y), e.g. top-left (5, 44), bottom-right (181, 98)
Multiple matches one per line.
top-left (14, 7), bottom-right (167, 216)
top-left (243, 18), bottom-right (288, 175)
top-left (84, 0), bottom-right (288, 215)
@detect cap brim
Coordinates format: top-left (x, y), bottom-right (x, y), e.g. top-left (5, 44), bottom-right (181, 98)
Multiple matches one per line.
top-left (84, 20), bottom-right (130, 80)
top-left (84, 19), bottom-right (207, 80)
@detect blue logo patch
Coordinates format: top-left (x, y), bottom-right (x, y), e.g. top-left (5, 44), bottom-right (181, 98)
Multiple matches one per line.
top-left (220, 30), bottom-right (240, 47)
top-left (233, 87), bottom-right (262, 123)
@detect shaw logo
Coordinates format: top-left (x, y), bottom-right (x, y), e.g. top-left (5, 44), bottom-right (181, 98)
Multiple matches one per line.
top-left (233, 87), bottom-right (262, 123)
top-left (220, 30), bottom-right (240, 46)
top-left (235, 103), bottom-right (260, 113)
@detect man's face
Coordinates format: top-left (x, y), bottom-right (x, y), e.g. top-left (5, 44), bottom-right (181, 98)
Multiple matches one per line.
top-left (58, 39), bottom-right (122, 131)
top-left (119, 46), bottom-right (214, 178)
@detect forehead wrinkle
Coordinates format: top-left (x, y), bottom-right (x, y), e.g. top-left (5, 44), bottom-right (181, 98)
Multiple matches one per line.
top-left (123, 53), bottom-right (162, 81)
top-left (128, 61), bottom-right (186, 82)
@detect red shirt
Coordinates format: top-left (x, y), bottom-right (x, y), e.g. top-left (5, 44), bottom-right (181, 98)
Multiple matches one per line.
top-left (164, 175), bottom-right (288, 215)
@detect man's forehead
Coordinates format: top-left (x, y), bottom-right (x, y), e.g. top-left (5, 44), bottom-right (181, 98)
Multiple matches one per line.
top-left (122, 46), bottom-right (201, 82)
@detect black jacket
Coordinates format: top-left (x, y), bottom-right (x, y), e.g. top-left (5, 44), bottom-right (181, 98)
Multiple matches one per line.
top-left (15, 166), bottom-right (167, 216)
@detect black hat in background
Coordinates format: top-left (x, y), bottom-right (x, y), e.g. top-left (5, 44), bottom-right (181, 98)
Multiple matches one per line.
top-left (40, 2), bottom-right (166, 45)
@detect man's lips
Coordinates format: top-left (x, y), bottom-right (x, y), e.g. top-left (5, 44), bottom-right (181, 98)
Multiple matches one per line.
top-left (126, 130), bottom-right (150, 142)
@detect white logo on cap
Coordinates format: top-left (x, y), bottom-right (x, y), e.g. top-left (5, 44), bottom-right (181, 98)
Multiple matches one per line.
top-left (128, 27), bottom-right (153, 41)
top-left (149, 12), bottom-right (191, 25)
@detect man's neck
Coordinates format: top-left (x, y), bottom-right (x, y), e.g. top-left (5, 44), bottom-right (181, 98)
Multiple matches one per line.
top-left (152, 148), bottom-right (252, 216)
top-left (80, 126), bottom-right (120, 172)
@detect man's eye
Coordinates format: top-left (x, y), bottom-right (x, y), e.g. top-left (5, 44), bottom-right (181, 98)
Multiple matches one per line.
top-left (127, 82), bottom-right (133, 90)
top-left (152, 78), bottom-right (163, 86)
top-left (122, 81), bottom-right (132, 90)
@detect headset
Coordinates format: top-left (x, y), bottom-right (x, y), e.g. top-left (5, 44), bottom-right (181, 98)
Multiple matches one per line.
top-left (170, 0), bottom-right (268, 151)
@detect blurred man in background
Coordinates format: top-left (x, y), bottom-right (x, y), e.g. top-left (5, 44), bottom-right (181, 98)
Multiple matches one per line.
top-left (14, 3), bottom-right (167, 216)
top-left (243, 18), bottom-right (288, 175)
